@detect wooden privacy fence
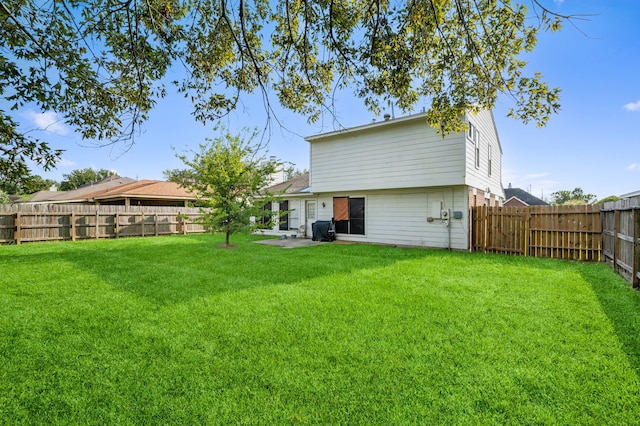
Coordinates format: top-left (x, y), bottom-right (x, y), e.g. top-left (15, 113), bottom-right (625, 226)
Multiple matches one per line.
top-left (0, 204), bottom-right (207, 244)
top-left (601, 198), bottom-right (640, 288)
top-left (471, 205), bottom-right (602, 261)
top-left (471, 201), bottom-right (640, 287)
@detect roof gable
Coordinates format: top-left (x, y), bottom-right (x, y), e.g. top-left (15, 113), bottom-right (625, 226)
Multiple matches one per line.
top-left (504, 188), bottom-right (548, 206)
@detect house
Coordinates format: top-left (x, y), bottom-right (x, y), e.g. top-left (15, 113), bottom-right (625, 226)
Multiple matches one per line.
top-left (503, 184), bottom-right (549, 207)
top-left (262, 172), bottom-right (310, 233)
top-left (24, 177), bottom-right (197, 209)
top-left (620, 189), bottom-right (640, 199)
top-left (24, 176), bottom-right (136, 204)
top-left (263, 111), bottom-right (503, 250)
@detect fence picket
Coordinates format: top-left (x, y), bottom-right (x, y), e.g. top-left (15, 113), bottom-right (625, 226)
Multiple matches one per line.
top-left (0, 204), bottom-right (206, 244)
top-left (471, 204), bottom-right (602, 261)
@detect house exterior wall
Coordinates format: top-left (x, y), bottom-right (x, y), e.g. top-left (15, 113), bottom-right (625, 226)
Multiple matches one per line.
top-left (504, 197), bottom-right (528, 207)
top-left (261, 197), bottom-right (312, 235)
top-left (313, 186), bottom-right (470, 249)
top-left (308, 115), bottom-right (466, 193)
top-left (464, 110), bottom-right (504, 204)
top-left (275, 197), bottom-right (305, 231)
top-left (261, 110), bottom-right (503, 248)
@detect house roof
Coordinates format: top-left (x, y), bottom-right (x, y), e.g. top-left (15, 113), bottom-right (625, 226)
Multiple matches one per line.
top-left (81, 180), bottom-right (196, 201)
top-left (23, 176), bottom-right (137, 203)
top-left (504, 188), bottom-right (549, 206)
top-left (22, 177), bottom-right (196, 203)
top-left (27, 190), bottom-right (63, 202)
top-left (620, 189), bottom-right (640, 199)
top-left (266, 172), bottom-right (310, 195)
top-left (304, 110), bottom-right (503, 155)
top-left (305, 112), bottom-right (428, 142)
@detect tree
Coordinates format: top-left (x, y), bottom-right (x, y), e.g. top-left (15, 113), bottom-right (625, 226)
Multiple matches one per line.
top-left (2, 1), bottom-right (576, 177)
top-left (59, 168), bottom-right (118, 191)
top-left (0, 170), bottom-right (57, 195)
top-left (176, 127), bottom-right (281, 247)
top-left (550, 188), bottom-right (596, 205)
top-left (596, 195), bottom-right (621, 204)
top-left (0, 189), bottom-right (9, 204)
top-left (162, 168), bottom-right (192, 186)
top-left (284, 166), bottom-right (309, 181)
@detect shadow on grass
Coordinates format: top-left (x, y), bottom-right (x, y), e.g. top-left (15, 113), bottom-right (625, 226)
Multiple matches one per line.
top-left (4, 234), bottom-right (438, 306)
top-left (579, 263), bottom-right (640, 379)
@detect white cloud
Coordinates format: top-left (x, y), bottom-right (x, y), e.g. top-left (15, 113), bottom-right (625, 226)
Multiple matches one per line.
top-left (627, 163), bottom-right (639, 171)
top-left (24, 110), bottom-right (69, 135)
top-left (525, 172), bottom-right (550, 179)
top-left (623, 100), bottom-right (640, 112)
top-left (57, 158), bottom-right (76, 167)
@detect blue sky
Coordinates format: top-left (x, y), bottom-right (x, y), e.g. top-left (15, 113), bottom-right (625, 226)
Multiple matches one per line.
top-left (17, 0), bottom-right (640, 201)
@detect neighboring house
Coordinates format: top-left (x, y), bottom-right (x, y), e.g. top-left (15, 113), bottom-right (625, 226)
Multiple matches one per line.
top-left (79, 180), bottom-right (198, 208)
top-left (620, 189), bottom-right (640, 199)
top-left (262, 172), bottom-right (310, 234)
top-left (503, 185), bottom-right (549, 207)
top-left (25, 176), bottom-right (136, 204)
top-left (24, 177), bottom-right (197, 209)
top-left (263, 111), bottom-right (503, 249)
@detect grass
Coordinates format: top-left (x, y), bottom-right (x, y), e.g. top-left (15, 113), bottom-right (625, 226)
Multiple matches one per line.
top-left (1, 233), bottom-right (640, 424)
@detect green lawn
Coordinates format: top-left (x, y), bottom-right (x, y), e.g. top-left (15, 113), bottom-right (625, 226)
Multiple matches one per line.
top-left (1, 234), bottom-right (640, 424)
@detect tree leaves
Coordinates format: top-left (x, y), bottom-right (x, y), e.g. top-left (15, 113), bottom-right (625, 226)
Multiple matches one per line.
top-left (59, 168), bottom-right (118, 191)
top-left (1, 0), bottom-right (575, 179)
top-left (551, 187), bottom-right (597, 205)
top-left (176, 126), bottom-right (281, 246)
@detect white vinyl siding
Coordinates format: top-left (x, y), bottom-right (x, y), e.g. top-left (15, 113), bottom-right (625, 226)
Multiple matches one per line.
top-left (314, 186), bottom-right (469, 250)
top-left (464, 110), bottom-right (502, 198)
top-left (308, 115), bottom-right (466, 193)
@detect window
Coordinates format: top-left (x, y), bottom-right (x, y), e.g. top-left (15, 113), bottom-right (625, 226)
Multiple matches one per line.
top-left (333, 197), bottom-right (365, 235)
top-left (279, 200), bottom-right (289, 231)
top-left (261, 202), bottom-right (272, 226)
top-left (468, 123), bottom-right (480, 169)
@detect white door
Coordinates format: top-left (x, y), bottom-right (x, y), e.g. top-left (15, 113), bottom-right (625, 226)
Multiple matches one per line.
top-left (305, 201), bottom-right (316, 238)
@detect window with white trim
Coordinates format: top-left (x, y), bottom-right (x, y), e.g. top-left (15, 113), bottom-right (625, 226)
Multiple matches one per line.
top-left (333, 197), bottom-right (365, 235)
top-left (468, 123), bottom-right (480, 169)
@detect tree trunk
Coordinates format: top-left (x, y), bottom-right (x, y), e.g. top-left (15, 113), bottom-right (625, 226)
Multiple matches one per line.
top-left (225, 230), bottom-right (230, 247)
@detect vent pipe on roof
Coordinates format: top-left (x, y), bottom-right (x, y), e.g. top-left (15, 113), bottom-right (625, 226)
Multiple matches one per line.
top-left (384, 113), bottom-right (391, 121)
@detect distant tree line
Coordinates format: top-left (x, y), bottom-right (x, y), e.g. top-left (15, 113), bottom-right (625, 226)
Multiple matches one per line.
top-left (550, 187), bottom-right (620, 205)
top-left (0, 167), bottom-right (119, 201)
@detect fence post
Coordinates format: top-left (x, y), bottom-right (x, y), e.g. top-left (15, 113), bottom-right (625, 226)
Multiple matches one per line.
top-left (633, 208), bottom-right (640, 289)
top-left (469, 207), bottom-right (475, 252)
top-left (154, 213), bottom-right (158, 236)
top-left (115, 213), bottom-right (120, 238)
top-left (524, 209), bottom-right (531, 257)
top-left (183, 214), bottom-right (187, 235)
top-left (613, 209), bottom-right (620, 275)
top-left (14, 212), bottom-right (21, 245)
top-left (141, 213), bottom-right (145, 237)
top-left (70, 212), bottom-right (76, 241)
top-left (95, 211), bottom-right (100, 239)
